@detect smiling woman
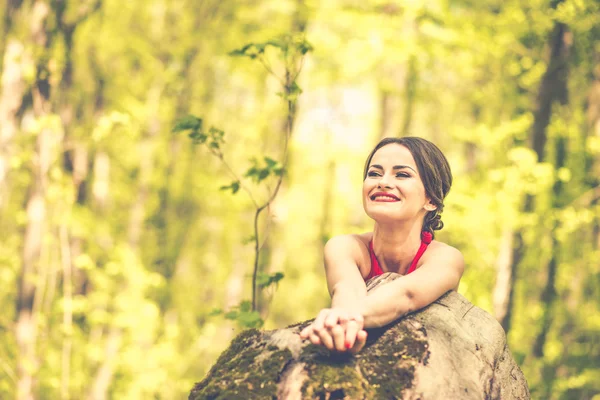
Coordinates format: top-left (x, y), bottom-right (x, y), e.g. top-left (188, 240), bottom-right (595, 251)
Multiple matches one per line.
top-left (300, 137), bottom-right (463, 354)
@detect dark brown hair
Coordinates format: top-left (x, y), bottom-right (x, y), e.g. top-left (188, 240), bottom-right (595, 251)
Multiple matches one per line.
top-left (363, 137), bottom-right (453, 237)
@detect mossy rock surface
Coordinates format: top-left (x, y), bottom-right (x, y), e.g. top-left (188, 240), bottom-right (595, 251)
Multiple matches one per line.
top-left (190, 273), bottom-right (530, 400)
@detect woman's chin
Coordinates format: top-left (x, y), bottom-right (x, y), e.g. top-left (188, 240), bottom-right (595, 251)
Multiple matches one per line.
top-left (364, 208), bottom-right (403, 223)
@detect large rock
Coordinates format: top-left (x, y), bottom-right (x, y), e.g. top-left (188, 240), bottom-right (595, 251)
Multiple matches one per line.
top-left (191, 273), bottom-right (530, 399)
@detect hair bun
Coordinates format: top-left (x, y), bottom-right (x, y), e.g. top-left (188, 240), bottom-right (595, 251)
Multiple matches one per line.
top-left (424, 210), bottom-right (444, 239)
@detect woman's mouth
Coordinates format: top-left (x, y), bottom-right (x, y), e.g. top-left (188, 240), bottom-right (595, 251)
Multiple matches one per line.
top-left (370, 192), bottom-right (400, 202)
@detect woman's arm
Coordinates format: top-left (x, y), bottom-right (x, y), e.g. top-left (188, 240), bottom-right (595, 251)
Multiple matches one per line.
top-left (323, 235), bottom-right (368, 310)
top-left (359, 245), bottom-right (464, 328)
top-left (299, 235), bottom-right (369, 352)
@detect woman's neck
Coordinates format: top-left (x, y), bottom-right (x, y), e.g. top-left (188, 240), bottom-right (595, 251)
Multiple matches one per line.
top-left (372, 221), bottom-right (423, 274)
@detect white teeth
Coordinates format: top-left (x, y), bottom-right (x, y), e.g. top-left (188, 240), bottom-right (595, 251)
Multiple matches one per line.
top-left (373, 195), bottom-right (398, 201)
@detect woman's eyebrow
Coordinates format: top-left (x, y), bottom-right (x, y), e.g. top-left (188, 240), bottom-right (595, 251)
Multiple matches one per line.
top-left (393, 165), bottom-right (417, 173)
top-left (369, 164), bottom-right (416, 173)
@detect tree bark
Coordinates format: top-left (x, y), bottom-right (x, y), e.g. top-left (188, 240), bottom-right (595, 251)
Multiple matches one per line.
top-left (493, 227), bottom-right (514, 325)
top-left (502, 17), bottom-right (570, 335)
top-left (587, 60), bottom-right (600, 250)
top-left (400, 55), bottom-right (417, 137)
top-left (532, 134), bottom-right (568, 359)
top-left (0, 38), bottom-right (26, 206)
top-left (15, 2), bottom-right (55, 399)
top-left (192, 273), bottom-right (530, 400)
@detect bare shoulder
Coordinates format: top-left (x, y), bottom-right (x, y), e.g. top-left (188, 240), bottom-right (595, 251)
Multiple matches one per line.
top-left (422, 240), bottom-right (465, 273)
top-left (324, 233), bottom-right (372, 276)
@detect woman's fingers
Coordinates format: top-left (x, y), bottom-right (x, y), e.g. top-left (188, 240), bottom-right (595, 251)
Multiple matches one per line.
top-left (344, 320), bottom-right (360, 349)
top-left (317, 325), bottom-right (335, 350)
top-left (324, 309), bottom-right (347, 328)
top-left (331, 324), bottom-right (346, 352)
top-left (309, 332), bottom-right (321, 346)
top-left (299, 309), bottom-right (367, 354)
top-left (312, 309), bottom-right (330, 332)
top-left (300, 325), bottom-right (311, 339)
top-left (349, 329), bottom-right (368, 354)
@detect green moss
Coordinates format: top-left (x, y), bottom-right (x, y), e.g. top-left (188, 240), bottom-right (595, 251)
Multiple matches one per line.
top-left (356, 321), bottom-right (430, 399)
top-left (298, 345), bottom-right (373, 399)
top-left (191, 316), bottom-right (431, 399)
top-left (291, 317), bottom-right (430, 399)
top-left (189, 329), bottom-right (293, 400)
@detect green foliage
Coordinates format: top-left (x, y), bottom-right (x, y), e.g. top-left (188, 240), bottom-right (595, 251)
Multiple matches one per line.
top-left (244, 156), bottom-right (284, 183)
top-left (173, 117), bottom-right (225, 155)
top-left (220, 181), bottom-right (240, 194)
top-left (257, 272), bottom-right (284, 289)
top-left (229, 34), bottom-right (313, 59)
top-left (1, 1), bottom-right (599, 400)
top-left (210, 301), bottom-right (264, 329)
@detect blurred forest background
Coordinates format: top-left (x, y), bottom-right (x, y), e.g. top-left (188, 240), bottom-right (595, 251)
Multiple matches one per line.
top-left (1, 0), bottom-right (599, 399)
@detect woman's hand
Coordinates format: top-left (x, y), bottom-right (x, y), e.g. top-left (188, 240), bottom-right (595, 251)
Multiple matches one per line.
top-left (299, 308), bottom-right (368, 354)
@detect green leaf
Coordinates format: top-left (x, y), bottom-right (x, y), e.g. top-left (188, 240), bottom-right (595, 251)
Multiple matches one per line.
top-left (209, 127), bottom-right (225, 143)
top-left (208, 308), bottom-right (223, 316)
top-left (242, 235), bottom-right (256, 245)
top-left (173, 115), bottom-right (202, 132)
top-left (296, 40), bottom-right (313, 55)
top-left (228, 43), bottom-right (253, 57)
top-left (278, 82), bottom-right (303, 102)
top-left (224, 311), bottom-right (238, 320)
top-left (257, 272), bottom-right (285, 288)
top-left (271, 272), bottom-right (284, 284)
top-left (264, 156), bottom-right (278, 167)
top-left (188, 131), bottom-right (207, 144)
top-left (228, 43), bottom-right (265, 60)
top-left (239, 300), bottom-right (252, 313)
top-left (257, 169), bottom-right (270, 182)
top-left (256, 272), bottom-right (271, 288)
top-left (236, 310), bottom-right (263, 328)
top-left (219, 181), bottom-right (240, 195)
top-left (244, 166), bottom-right (259, 179)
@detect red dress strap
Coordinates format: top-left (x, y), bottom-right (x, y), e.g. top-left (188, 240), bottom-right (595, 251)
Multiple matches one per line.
top-left (405, 231), bottom-right (433, 275)
top-left (365, 240), bottom-right (384, 280)
top-left (365, 231), bottom-right (432, 281)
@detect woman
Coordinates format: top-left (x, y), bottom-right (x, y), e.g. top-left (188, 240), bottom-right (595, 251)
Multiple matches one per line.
top-left (299, 137), bottom-right (464, 354)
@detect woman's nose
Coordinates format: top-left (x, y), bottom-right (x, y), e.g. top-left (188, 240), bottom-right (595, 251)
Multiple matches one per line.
top-left (377, 174), bottom-right (392, 188)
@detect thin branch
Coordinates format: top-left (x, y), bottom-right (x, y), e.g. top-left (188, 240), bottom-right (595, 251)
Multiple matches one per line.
top-left (257, 55), bottom-right (286, 87)
top-left (251, 209), bottom-right (261, 311)
top-left (251, 91), bottom-right (295, 311)
top-left (217, 154), bottom-right (259, 208)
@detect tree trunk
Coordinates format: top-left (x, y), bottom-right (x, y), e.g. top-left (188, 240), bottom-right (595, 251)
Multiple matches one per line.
top-left (587, 60), bottom-right (600, 250)
top-left (503, 17), bottom-right (570, 335)
top-left (0, 38), bottom-right (26, 206)
top-left (532, 134), bottom-right (568, 359)
top-left (15, 2), bottom-right (55, 398)
top-left (493, 227), bottom-right (514, 326)
top-left (400, 55), bottom-right (417, 137)
top-left (192, 273), bottom-right (530, 400)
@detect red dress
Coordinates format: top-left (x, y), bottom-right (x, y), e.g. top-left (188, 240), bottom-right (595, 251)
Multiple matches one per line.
top-left (364, 231), bottom-right (433, 281)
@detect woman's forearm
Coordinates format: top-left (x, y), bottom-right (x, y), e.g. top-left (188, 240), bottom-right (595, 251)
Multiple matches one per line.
top-left (330, 280), bottom-right (367, 310)
top-left (329, 277), bottom-right (413, 328)
top-left (361, 280), bottom-right (412, 328)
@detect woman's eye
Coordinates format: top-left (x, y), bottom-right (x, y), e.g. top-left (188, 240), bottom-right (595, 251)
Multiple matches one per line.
top-left (367, 171), bottom-right (381, 177)
top-left (396, 173), bottom-right (410, 178)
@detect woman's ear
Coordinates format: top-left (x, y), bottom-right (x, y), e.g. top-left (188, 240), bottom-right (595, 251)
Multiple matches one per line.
top-left (424, 200), bottom-right (437, 212)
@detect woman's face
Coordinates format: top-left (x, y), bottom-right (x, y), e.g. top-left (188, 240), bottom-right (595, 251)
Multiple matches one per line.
top-left (362, 143), bottom-right (435, 223)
